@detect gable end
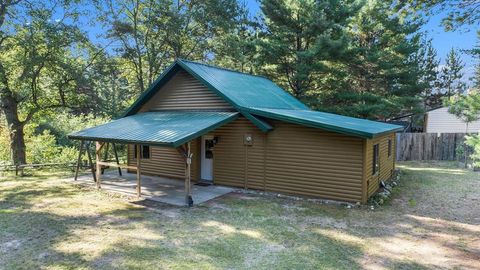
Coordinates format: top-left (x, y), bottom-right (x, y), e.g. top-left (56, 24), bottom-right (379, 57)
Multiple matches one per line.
top-left (139, 70), bottom-right (234, 112)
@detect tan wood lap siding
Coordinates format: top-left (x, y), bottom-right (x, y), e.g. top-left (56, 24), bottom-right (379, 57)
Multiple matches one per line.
top-left (124, 116), bottom-right (395, 203)
top-left (264, 121), bottom-right (364, 202)
top-left (127, 139), bottom-right (200, 181)
top-left (211, 118), bottom-right (364, 202)
top-left (210, 118), bottom-right (266, 188)
top-left (139, 70), bottom-right (233, 112)
top-left (364, 133), bottom-right (396, 198)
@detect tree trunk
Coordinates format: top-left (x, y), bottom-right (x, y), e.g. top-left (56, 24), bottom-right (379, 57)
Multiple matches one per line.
top-left (0, 80), bottom-right (26, 165)
top-left (0, 95), bottom-right (26, 165)
top-left (8, 120), bottom-right (26, 166)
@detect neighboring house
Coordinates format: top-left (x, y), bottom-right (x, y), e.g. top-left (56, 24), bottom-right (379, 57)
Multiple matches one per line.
top-left (424, 107), bottom-right (480, 133)
top-left (69, 59), bottom-right (402, 204)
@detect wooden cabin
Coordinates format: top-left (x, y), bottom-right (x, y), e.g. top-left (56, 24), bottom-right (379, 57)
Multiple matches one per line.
top-left (69, 59), bottom-right (402, 204)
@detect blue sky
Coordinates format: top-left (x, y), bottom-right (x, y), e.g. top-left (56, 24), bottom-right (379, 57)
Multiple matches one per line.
top-left (421, 10), bottom-right (477, 82)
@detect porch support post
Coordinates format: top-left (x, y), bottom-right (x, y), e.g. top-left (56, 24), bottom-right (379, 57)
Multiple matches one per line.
top-left (101, 143), bottom-right (110, 175)
top-left (95, 142), bottom-right (105, 189)
top-left (185, 141), bottom-right (192, 206)
top-left (86, 142), bottom-right (97, 182)
top-left (112, 143), bottom-right (122, 176)
top-left (136, 144), bottom-right (141, 198)
top-left (74, 140), bottom-right (85, 181)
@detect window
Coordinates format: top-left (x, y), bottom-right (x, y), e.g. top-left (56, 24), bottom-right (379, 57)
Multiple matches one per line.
top-left (142, 145), bottom-right (150, 159)
top-left (388, 139), bottom-right (392, 158)
top-left (134, 145), bottom-right (150, 159)
top-left (372, 144), bottom-right (379, 175)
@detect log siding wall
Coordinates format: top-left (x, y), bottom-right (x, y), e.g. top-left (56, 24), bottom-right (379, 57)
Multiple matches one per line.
top-left (127, 139), bottom-right (200, 181)
top-left (139, 70), bottom-right (233, 112)
top-left (265, 121), bottom-right (364, 202)
top-left (211, 118), bottom-right (365, 203)
top-left (364, 133), bottom-right (396, 198)
top-left (126, 117), bottom-right (396, 203)
top-left (210, 118), bottom-right (266, 189)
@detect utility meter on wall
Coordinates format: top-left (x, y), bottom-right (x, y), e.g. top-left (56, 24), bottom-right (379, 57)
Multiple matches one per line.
top-left (244, 134), bottom-right (253, 145)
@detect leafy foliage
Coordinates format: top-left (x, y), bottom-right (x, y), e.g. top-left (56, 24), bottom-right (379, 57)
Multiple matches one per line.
top-left (98, 0), bottom-right (249, 93)
top-left (465, 134), bottom-right (480, 167)
top-left (444, 92), bottom-right (480, 130)
top-left (0, 112), bottom-right (109, 164)
top-left (0, 0), bottom-right (103, 164)
top-left (0, 0), bottom-right (474, 165)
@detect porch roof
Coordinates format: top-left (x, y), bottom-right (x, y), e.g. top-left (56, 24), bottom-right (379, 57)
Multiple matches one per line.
top-left (68, 111), bottom-right (239, 147)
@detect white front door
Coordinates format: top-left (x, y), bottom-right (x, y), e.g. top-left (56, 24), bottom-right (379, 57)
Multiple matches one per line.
top-left (201, 136), bottom-right (214, 181)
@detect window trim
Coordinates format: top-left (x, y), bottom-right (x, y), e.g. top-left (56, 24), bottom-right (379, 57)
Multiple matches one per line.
top-left (134, 145), bottom-right (151, 159)
top-left (387, 139), bottom-right (392, 158)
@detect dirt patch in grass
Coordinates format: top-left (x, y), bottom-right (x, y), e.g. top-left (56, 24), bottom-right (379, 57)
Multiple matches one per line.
top-left (0, 163), bottom-right (479, 269)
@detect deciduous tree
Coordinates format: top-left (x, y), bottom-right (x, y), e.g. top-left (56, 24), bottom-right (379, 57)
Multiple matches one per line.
top-left (0, 0), bottom-right (97, 165)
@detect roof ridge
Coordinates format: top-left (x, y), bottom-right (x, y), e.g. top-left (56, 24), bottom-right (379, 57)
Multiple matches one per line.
top-left (177, 58), bottom-right (269, 80)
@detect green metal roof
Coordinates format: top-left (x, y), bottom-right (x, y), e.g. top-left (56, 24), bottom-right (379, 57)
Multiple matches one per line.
top-left (178, 60), bottom-right (309, 110)
top-left (118, 59), bottom-right (401, 139)
top-left (247, 108), bottom-right (404, 139)
top-left (68, 111), bottom-right (239, 147)
top-left (123, 59), bottom-right (308, 117)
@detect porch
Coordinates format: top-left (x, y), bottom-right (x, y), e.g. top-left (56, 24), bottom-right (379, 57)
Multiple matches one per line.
top-left (68, 111), bottom-right (240, 206)
top-left (75, 169), bottom-right (233, 206)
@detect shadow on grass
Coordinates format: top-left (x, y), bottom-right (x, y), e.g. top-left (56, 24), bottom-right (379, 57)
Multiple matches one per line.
top-left (1, 162), bottom-right (478, 269)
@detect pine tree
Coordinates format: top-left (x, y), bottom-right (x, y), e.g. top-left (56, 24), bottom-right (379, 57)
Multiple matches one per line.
top-left (419, 39), bottom-right (441, 109)
top-left (211, 3), bottom-right (260, 73)
top-left (471, 32), bottom-right (480, 90)
top-left (320, 0), bottom-right (425, 119)
top-left (441, 48), bottom-right (466, 97)
top-left (257, 0), bottom-right (358, 101)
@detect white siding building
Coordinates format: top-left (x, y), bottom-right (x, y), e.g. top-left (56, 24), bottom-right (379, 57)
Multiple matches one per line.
top-left (425, 107), bottom-right (480, 133)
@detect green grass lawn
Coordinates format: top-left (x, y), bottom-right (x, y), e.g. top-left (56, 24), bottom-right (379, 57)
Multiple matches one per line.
top-left (0, 162), bottom-right (479, 270)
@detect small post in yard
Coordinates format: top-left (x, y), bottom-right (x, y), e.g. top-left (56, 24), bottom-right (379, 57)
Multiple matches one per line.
top-left (74, 140), bottom-right (85, 181)
top-left (185, 141), bottom-right (193, 206)
top-left (136, 144), bottom-right (141, 198)
top-left (95, 141), bottom-right (104, 189)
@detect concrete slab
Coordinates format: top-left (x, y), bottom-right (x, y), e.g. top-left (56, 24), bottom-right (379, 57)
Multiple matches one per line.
top-left (74, 169), bottom-right (233, 206)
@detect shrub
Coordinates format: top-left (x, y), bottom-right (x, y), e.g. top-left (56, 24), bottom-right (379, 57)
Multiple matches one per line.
top-left (0, 119), bottom-right (10, 164)
top-left (465, 134), bottom-right (480, 167)
top-left (1, 112), bottom-right (110, 165)
top-left (35, 112), bottom-right (110, 147)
